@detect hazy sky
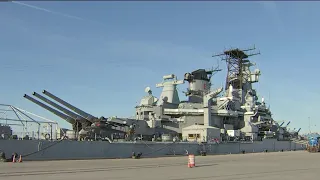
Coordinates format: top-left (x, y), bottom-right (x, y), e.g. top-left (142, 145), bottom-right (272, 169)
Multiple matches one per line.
top-left (0, 1), bottom-right (319, 134)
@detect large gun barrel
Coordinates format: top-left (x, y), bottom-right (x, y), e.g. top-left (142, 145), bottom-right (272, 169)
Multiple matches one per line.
top-left (32, 92), bottom-right (89, 124)
top-left (286, 121), bottom-right (291, 127)
top-left (297, 128), bottom-right (301, 133)
top-left (42, 90), bottom-right (96, 122)
top-left (23, 94), bottom-right (75, 124)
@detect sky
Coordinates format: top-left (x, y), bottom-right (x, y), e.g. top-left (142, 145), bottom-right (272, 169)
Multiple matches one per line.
top-left (0, 1), bottom-right (319, 135)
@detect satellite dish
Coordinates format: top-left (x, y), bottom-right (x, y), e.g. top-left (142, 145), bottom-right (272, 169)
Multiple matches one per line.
top-left (145, 87), bottom-right (151, 93)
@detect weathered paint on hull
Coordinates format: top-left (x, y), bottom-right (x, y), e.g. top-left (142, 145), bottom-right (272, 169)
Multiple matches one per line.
top-left (0, 139), bottom-right (306, 161)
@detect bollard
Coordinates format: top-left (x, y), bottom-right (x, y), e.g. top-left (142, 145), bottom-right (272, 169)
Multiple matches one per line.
top-left (188, 154), bottom-right (195, 168)
top-left (11, 152), bottom-right (18, 163)
top-left (12, 155), bottom-right (15, 163)
top-left (136, 152), bottom-right (142, 159)
top-left (200, 151), bottom-right (206, 156)
top-left (18, 155), bottom-right (22, 163)
top-left (131, 152), bottom-right (136, 159)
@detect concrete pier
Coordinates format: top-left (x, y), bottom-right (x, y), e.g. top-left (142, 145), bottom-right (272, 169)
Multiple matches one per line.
top-left (0, 151), bottom-right (317, 180)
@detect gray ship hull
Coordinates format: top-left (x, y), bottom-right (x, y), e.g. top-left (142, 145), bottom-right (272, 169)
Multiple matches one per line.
top-left (0, 139), bottom-right (306, 161)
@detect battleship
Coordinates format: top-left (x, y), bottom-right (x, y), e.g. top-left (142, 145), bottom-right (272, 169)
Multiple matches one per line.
top-left (0, 47), bottom-right (306, 161)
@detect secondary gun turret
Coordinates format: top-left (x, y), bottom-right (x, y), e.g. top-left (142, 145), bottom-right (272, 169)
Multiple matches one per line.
top-left (203, 87), bottom-right (223, 126)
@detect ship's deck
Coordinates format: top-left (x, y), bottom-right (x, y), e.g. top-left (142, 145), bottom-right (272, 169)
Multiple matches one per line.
top-left (0, 151), bottom-right (317, 180)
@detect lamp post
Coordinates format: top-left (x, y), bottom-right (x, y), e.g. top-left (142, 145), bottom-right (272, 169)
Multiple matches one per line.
top-left (308, 117), bottom-right (311, 134)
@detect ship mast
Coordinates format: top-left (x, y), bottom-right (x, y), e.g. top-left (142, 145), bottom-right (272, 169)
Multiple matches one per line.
top-left (212, 46), bottom-right (260, 91)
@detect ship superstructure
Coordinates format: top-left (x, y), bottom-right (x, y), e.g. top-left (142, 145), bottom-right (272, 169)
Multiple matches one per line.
top-left (22, 47), bottom-right (298, 142)
top-left (133, 46), bottom-right (293, 142)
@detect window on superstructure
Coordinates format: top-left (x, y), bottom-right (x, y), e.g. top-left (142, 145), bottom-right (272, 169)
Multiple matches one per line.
top-left (188, 134), bottom-right (200, 139)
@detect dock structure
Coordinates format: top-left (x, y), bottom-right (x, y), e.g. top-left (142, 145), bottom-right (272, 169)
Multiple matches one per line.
top-left (0, 151), bottom-right (317, 180)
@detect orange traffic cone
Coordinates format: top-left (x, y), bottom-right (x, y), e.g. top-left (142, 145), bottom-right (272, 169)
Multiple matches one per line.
top-left (18, 155), bottom-right (22, 163)
top-left (188, 154), bottom-right (195, 168)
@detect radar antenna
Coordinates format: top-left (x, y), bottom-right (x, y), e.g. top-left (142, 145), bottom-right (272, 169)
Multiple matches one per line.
top-left (206, 64), bottom-right (222, 81)
top-left (145, 87), bottom-right (152, 95)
